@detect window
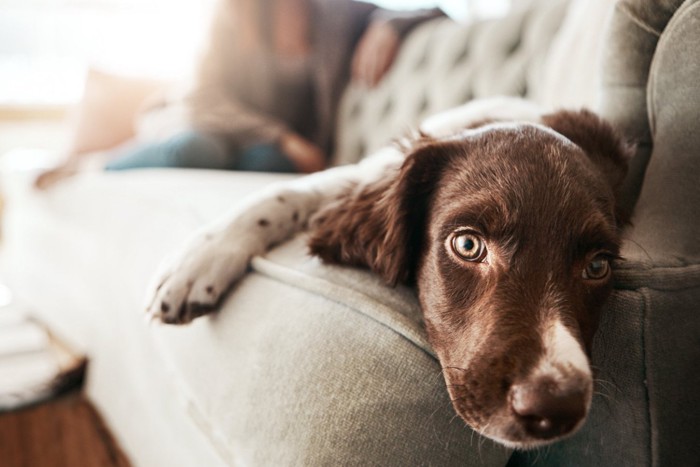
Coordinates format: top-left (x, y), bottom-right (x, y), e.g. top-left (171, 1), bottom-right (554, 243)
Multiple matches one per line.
top-left (0, 0), bottom-right (510, 108)
top-left (374, 0), bottom-right (511, 22)
top-left (0, 0), bottom-right (215, 107)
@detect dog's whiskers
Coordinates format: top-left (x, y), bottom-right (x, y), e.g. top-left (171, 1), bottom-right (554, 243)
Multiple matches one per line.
top-left (441, 365), bottom-right (470, 373)
top-left (432, 368), bottom-right (449, 383)
top-left (448, 412), bottom-right (462, 426)
top-left (594, 390), bottom-right (613, 402)
top-left (620, 236), bottom-right (653, 262)
top-left (477, 420), bottom-right (493, 459)
top-left (593, 377), bottom-right (619, 401)
top-left (593, 377), bottom-right (618, 390)
top-left (528, 444), bottom-right (543, 465)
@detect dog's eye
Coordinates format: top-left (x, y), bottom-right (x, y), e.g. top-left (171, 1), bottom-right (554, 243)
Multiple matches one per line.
top-left (451, 232), bottom-right (487, 262)
top-left (582, 256), bottom-right (610, 280)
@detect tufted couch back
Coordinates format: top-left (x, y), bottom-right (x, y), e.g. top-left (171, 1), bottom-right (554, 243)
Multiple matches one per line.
top-left (332, 0), bottom-right (570, 166)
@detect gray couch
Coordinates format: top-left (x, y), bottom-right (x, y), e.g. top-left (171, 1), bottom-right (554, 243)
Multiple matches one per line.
top-left (1, 0), bottom-right (697, 465)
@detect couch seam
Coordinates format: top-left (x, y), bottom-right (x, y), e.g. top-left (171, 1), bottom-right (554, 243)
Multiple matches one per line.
top-left (640, 288), bottom-right (655, 467)
top-left (614, 261), bottom-right (700, 291)
top-left (615, 277), bottom-right (700, 292)
top-left (617, 2), bottom-right (663, 36)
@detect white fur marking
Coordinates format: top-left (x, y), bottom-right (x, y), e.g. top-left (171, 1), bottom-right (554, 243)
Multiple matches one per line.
top-left (535, 320), bottom-right (591, 382)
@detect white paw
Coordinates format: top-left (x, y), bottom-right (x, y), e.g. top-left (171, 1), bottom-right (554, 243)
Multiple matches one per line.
top-left (145, 230), bottom-right (257, 324)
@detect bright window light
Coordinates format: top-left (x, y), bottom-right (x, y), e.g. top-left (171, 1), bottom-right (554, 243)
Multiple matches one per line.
top-left (0, 0), bottom-right (510, 108)
top-left (0, 0), bottom-right (216, 107)
top-left (372, 0), bottom-right (512, 22)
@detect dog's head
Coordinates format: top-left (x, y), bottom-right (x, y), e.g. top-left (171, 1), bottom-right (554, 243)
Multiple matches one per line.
top-left (309, 109), bottom-right (631, 448)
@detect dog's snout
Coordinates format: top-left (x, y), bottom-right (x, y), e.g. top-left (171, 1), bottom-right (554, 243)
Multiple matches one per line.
top-left (510, 378), bottom-right (587, 439)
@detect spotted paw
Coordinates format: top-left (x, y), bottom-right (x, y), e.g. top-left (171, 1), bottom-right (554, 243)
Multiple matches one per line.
top-left (145, 230), bottom-right (256, 324)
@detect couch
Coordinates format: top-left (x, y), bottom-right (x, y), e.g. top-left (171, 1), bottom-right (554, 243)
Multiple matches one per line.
top-left (1, 0), bottom-right (698, 465)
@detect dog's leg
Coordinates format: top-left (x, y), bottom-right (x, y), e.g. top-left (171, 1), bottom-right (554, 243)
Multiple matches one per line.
top-left (420, 96), bottom-right (543, 138)
top-left (145, 146), bottom-right (404, 324)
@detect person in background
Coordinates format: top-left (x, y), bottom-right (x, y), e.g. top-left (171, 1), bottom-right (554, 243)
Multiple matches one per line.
top-left (57, 0), bottom-right (443, 180)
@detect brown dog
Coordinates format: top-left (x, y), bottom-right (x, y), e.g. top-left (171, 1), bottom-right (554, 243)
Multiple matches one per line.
top-left (147, 102), bottom-right (630, 448)
top-left (307, 110), bottom-right (630, 447)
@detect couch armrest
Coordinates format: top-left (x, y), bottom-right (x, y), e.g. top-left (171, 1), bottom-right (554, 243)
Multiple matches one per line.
top-left (625, 4), bottom-right (700, 463)
top-left (626, 0), bottom-right (700, 266)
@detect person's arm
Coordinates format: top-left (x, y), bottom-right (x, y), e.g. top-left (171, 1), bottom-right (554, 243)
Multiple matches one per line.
top-left (190, 80), bottom-right (325, 173)
top-left (351, 6), bottom-right (445, 88)
top-left (372, 7), bottom-right (446, 37)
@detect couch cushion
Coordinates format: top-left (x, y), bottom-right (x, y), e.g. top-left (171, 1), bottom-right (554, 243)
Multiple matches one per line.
top-left (536, 0), bottom-right (615, 110)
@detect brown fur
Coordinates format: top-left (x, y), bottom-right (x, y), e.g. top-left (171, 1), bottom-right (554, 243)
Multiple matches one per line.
top-left (308, 110), bottom-right (632, 447)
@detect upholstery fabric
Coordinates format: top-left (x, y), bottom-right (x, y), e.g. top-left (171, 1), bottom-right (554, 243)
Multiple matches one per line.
top-left (632, 0), bottom-right (700, 265)
top-left (536, 0), bottom-right (616, 110)
top-left (332, 0), bottom-right (569, 165)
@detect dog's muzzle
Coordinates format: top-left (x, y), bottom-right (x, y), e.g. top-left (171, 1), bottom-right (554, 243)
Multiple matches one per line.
top-left (510, 376), bottom-right (589, 440)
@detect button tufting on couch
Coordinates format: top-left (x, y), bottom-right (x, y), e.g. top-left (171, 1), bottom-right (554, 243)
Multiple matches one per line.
top-left (333, 0), bottom-right (570, 166)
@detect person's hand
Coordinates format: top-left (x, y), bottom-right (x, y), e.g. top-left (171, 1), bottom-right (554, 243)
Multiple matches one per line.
top-left (34, 160), bottom-right (79, 190)
top-left (351, 20), bottom-right (401, 88)
top-left (279, 132), bottom-right (326, 173)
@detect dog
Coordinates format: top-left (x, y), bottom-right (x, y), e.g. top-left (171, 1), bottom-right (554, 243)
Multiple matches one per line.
top-left (145, 98), bottom-right (631, 449)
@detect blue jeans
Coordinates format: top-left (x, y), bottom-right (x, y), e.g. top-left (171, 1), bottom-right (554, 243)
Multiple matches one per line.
top-left (105, 131), bottom-right (297, 173)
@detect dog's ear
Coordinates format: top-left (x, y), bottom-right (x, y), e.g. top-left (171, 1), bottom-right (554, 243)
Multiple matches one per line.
top-left (308, 138), bottom-right (452, 286)
top-left (542, 109), bottom-right (634, 223)
top-left (541, 109), bottom-right (633, 192)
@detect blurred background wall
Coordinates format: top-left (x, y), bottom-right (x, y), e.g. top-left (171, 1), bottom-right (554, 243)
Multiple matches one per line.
top-left (0, 0), bottom-right (510, 157)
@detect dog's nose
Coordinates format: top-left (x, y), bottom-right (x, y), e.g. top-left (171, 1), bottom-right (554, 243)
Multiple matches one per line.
top-left (510, 378), bottom-right (587, 439)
